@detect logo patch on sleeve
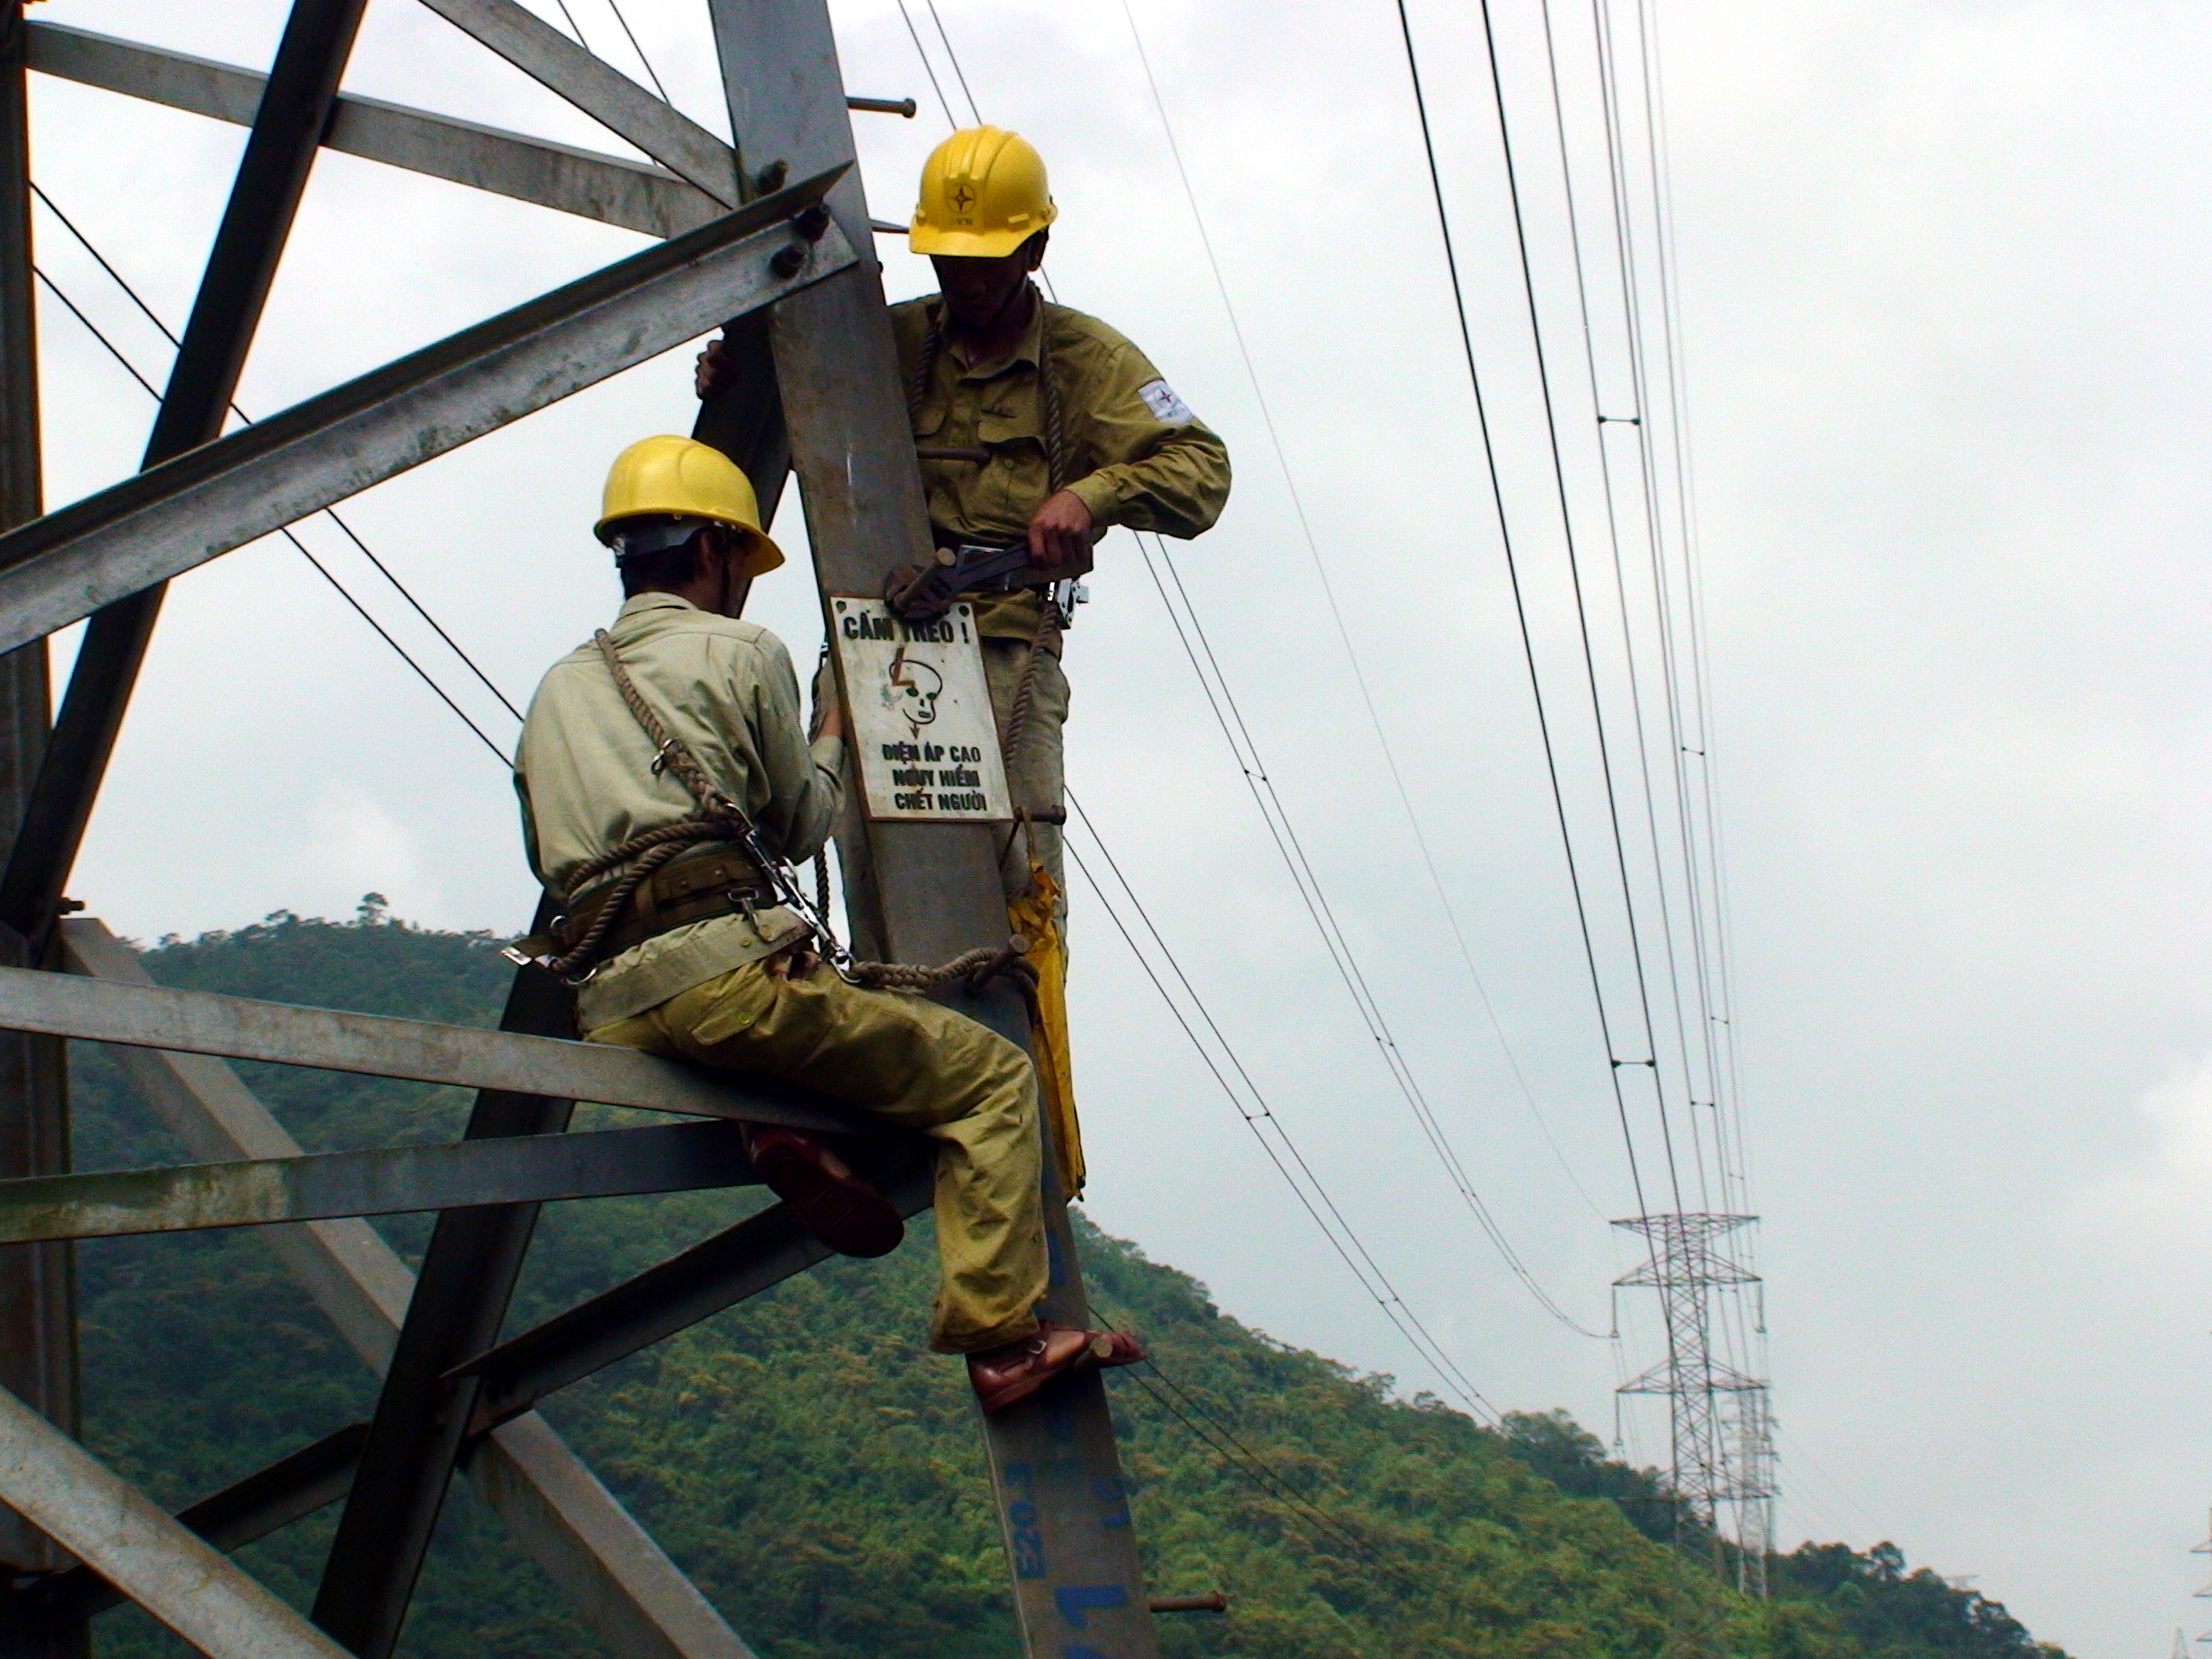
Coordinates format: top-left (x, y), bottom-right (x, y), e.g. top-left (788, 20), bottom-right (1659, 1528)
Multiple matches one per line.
top-left (1136, 377), bottom-right (1194, 423)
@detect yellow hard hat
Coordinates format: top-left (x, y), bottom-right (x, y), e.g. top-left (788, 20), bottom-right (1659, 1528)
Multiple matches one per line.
top-left (909, 126), bottom-right (1057, 259)
top-left (594, 435), bottom-right (783, 577)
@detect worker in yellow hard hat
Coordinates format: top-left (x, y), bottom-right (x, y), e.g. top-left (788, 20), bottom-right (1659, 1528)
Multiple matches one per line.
top-left (697, 127), bottom-right (1232, 1200)
top-left (698, 126), bottom-right (1233, 903)
top-left (512, 436), bottom-right (1144, 1413)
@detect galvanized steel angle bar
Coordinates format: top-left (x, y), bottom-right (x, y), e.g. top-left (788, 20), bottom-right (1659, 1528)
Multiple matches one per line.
top-left (0, 1381), bottom-right (353, 1659)
top-left (15, 1422), bottom-right (370, 1628)
top-left (0, 959), bottom-right (864, 1131)
top-left (0, 167), bottom-right (852, 660)
top-left (0, 1119), bottom-right (763, 1244)
top-left (454, 1149), bottom-right (935, 1435)
top-left (412, 0), bottom-right (739, 203)
top-left (56, 920), bottom-right (760, 1659)
top-left (22, 20), bottom-right (726, 241)
top-left (311, 945), bottom-right (579, 1657)
top-left (701, 3), bottom-right (1163, 1651)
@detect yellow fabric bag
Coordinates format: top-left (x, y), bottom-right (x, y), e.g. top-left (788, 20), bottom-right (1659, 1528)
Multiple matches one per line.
top-left (1007, 863), bottom-right (1084, 1200)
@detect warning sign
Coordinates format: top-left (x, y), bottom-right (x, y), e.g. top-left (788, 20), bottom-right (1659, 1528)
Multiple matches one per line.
top-left (830, 596), bottom-right (1011, 823)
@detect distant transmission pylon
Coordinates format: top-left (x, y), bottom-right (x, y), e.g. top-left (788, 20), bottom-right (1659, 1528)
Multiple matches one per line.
top-left (1615, 1212), bottom-right (1776, 1595)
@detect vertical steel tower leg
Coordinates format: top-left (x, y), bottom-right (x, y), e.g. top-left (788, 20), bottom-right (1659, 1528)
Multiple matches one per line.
top-left (702, 6), bottom-right (1162, 1654)
top-left (0, 15), bottom-right (79, 1657)
top-left (0, 0), bottom-right (371, 946)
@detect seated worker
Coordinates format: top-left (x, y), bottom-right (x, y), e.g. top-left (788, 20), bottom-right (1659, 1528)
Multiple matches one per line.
top-left (512, 434), bottom-right (1141, 1413)
top-left (698, 125), bottom-right (1232, 907)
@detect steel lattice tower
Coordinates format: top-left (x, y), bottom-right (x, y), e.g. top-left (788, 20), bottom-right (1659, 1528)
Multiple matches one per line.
top-left (1615, 1212), bottom-right (1776, 1594)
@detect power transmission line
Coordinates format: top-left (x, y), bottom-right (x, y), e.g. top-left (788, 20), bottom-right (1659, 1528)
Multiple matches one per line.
top-left (1133, 533), bottom-right (1603, 1337)
top-left (30, 259), bottom-right (515, 767)
top-left (920, 0), bottom-right (983, 127)
top-left (914, 0), bottom-right (1602, 1335)
top-left (892, 0), bottom-right (960, 131)
top-left (1064, 793), bottom-right (1501, 1423)
top-left (599, 0), bottom-right (671, 106)
top-left (1382, 0), bottom-right (1671, 1250)
top-left (30, 183), bottom-right (526, 729)
top-left (1112, 0), bottom-right (1608, 1226)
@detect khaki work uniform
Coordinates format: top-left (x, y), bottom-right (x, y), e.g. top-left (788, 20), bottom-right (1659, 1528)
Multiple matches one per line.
top-left (890, 294), bottom-right (1232, 900)
top-left (516, 591), bottom-right (1047, 1354)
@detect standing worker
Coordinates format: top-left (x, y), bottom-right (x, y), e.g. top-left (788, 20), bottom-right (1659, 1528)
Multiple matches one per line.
top-left (513, 435), bottom-right (1143, 1413)
top-left (696, 126), bottom-right (1233, 1191)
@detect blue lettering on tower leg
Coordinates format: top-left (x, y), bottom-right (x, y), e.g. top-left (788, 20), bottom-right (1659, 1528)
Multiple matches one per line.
top-left (1054, 1584), bottom-right (1129, 1628)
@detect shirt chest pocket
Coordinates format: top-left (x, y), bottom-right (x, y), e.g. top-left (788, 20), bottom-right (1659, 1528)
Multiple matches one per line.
top-left (976, 409), bottom-right (1043, 449)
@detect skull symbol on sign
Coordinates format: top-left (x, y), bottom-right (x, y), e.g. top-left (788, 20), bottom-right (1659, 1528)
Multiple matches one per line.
top-left (885, 656), bottom-right (944, 729)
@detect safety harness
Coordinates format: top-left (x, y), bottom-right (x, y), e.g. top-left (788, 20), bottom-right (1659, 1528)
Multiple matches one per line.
top-left (515, 630), bottom-right (1032, 1000)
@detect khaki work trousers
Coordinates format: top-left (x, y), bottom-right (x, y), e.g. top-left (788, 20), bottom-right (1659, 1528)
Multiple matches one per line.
top-left (983, 636), bottom-right (1068, 906)
top-left (587, 959), bottom-right (1047, 1354)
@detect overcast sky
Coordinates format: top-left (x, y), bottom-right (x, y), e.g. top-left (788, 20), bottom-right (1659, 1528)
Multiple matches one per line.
top-left (19, 0), bottom-right (2212, 1653)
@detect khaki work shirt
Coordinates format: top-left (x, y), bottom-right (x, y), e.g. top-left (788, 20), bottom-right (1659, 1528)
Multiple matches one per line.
top-left (892, 295), bottom-right (1232, 640)
top-left (515, 592), bottom-right (843, 1031)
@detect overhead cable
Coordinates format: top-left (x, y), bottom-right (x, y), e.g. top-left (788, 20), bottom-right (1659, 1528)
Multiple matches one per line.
top-left (892, 0), bottom-right (960, 130)
top-left (1382, 0), bottom-right (1682, 1275)
top-left (1113, 1), bottom-right (1607, 1226)
top-left (599, 0), bottom-right (672, 106)
top-left (1065, 793), bottom-right (1500, 1423)
top-left (1134, 533), bottom-right (1604, 1338)
top-left (31, 264), bottom-right (515, 767)
top-left (30, 184), bottom-right (527, 733)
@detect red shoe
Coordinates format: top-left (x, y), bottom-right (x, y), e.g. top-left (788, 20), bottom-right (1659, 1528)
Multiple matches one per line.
top-left (745, 1125), bottom-right (904, 1258)
top-left (967, 1322), bottom-right (1146, 1415)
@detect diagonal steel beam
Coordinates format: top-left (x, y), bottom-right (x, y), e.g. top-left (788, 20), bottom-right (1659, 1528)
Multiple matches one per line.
top-left (456, 1148), bottom-right (934, 1436)
top-left (24, 21), bottom-right (725, 241)
top-left (12, 1423), bottom-right (369, 1628)
top-left (0, 1381), bottom-right (353, 1659)
top-left (0, 962), bottom-right (864, 1132)
top-left (413, 0), bottom-right (739, 204)
top-left (0, 1119), bottom-right (762, 1244)
top-left (0, 164), bottom-right (850, 670)
top-left (19, 1162), bottom-right (934, 1612)
top-left (1, 0), bottom-right (374, 966)
top-left (59, 920), bottom-right (759, 1659)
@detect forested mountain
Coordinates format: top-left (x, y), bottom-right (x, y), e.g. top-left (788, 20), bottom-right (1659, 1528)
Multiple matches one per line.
top-left (65, 905), bottom-right (2064, 1657)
